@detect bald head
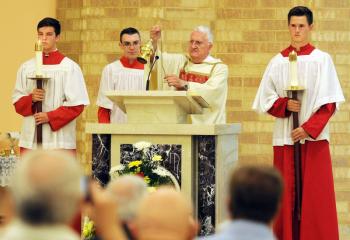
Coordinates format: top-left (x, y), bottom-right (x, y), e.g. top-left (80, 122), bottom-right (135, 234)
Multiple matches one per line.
top-left (11, 150), bottom-right (82, 225)
top-left (136, 187), bottom-right (196, 240)
top-left (107, 175), bottom-right (148, 221)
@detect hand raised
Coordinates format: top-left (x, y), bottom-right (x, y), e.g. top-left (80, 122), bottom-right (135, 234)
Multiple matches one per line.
top-left (150, 25), bottom-right (161, 42)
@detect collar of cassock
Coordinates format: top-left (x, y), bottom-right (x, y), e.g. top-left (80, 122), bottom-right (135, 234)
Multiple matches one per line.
top-left (280, 43), bottom-right (315, 57)
top-left (43, 49), bottom-right (65, 65)
top-left (120, 56), bottom-right (144, 70)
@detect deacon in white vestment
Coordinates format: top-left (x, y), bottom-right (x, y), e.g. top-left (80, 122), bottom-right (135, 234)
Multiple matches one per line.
top-left (12, 18), bottom-right (89, 152)
top-left (150, 25), bottom-right (228, 124)
top-left (97, 27), bottom-right (146, 123)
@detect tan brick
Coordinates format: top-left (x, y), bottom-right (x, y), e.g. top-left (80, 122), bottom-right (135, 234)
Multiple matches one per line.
top-left (215, 20), bottom-right (260, 31)
top-left (216, 54), bottom-right (242, 64)
top-left (84, 41), bottom-right (118, 53)
top-left (139, 0), bottom-right (163, 7)
top-left (241, 9), bottom-right (276, 19)
top-left (242, 53), bottom-right (274, 64)
top-left (260, 20), bottom-right (286, 30)
top-left (218, 0), bottom-right (259, 8)
top-left (84, 0), bottom-right (122, 7)
top-left (243, 121), bottom-right (274, 133)
top-left (242, 77), bottom-right (262, 87)
top-left (243, 31), bottom-right (275, 41)
top-left (229, 64), bottom-right (266, 77)
top-left (318, 0), bottom-right (350, 7)
top-left (216, 42), bottom-right (259, 54)
top-left (216, 9), bottom-right (241, 19)
top-left (318, 21), bottom-right (350, 31)
top-left (215, 31), bottom-right (244, 41)
top-left (239, 132), bottom-right (259, 144)
top-left (229, 111), bottom-right (259, 121)
top-left (336, 201), bottom-right (349, 213)
top-left (238, 155), bottom-right (273, 165)
top-left (259, 0), bottom-right (292, 7)
top-left (165, 8), bottom-right (215, 19)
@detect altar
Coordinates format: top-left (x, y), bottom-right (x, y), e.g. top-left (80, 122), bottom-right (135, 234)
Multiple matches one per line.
top-left (85, 91), bottom-right (241, 235)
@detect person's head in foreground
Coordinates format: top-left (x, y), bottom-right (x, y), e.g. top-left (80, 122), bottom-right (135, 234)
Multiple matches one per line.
top-left (11, 150), bottom-right (82, 226)
top-left (228, 165), bottom-right (283, 225)
top-left (135, 187), bottom-right (198, 240)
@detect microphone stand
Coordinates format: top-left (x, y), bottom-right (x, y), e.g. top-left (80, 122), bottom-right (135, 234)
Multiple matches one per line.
top-left (146, 56), bottom-right (159, 91)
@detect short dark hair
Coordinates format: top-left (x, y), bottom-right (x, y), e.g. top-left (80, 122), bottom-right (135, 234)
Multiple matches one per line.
top-left (288, 6), bottom-right (313, 25)
top-left (119, 27), bottom-right (140, 43)
top-left (228, 165), bottom-right (283, 224)
top-left (37, 17), bottom-right (61, 36)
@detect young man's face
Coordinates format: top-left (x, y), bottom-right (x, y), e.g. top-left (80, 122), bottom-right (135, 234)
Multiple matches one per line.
top-left (188, 31), bottom-right (212, 64)
top-left (288, 16), bottom-right (313, 47)
top-left (37, 26), bottom-right (59, 53)
top-left (119, 33), bottom-right (141, 60)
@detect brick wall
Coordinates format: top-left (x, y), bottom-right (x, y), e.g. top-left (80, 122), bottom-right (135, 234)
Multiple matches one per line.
top-left (57, 0), bottom-right (350, 238)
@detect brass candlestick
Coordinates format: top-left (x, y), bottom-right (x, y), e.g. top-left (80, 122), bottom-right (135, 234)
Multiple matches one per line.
top-left (285, 50), bottom-right (305, 240)
top-left (28, 40), bottom-right (50, 147)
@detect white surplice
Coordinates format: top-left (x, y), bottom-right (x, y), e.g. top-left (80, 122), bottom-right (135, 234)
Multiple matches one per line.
top-left (12, 57), bottom-right (90, 149)
top-left (96, 60), bottom-right (146, 123)
top-left (252, 49), bottom-right (345, 146)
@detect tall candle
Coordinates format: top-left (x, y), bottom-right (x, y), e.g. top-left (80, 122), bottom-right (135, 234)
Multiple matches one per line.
top-left (35, 40), bottom-right (43, 77)
top-left (289, 50), bottom-right (298, 87)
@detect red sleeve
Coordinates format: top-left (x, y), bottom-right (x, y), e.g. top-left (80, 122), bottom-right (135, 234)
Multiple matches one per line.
top-left (301, 103), bottom-right (336, 139)
top-left (47, 105), bottom-right (84, 131)
top-left (98, 107), bottom-right (111, 123)
top-left (267, 97), bottom-right (292, 118)
top-left (14, 95), bottom-right (35, 116)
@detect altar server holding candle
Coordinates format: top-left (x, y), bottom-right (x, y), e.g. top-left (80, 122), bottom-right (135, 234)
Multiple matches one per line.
top-left (253, 6), bottom-right (344, 240)
top-left (12, 17), bottom-right (89, 153)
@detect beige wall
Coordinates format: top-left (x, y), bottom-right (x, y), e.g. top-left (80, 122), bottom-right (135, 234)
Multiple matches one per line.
top-left (0, 1), bottom-right (56, 132)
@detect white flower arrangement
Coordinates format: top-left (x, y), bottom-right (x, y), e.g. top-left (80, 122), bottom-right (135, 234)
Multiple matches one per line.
top-left (109, 141), bottom-right (180, 190)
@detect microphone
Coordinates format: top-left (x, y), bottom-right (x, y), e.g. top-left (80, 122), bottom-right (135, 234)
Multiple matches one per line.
top-left (146, 55), bottom-right (159, 91)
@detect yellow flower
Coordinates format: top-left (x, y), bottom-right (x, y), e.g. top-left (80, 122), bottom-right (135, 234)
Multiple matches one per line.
top-left (152, 154), bottom-right (162, 161)
top-left (128, 160), bottom-right (142, 168)
top-left (83, 220), bottom-right (94, 237)
top-left (147, 186), bottom-right (157, 192)
top-left (144, 176), bottom-right (151, 184)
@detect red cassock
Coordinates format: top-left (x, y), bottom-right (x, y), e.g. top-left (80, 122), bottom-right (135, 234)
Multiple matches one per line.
top-left (14, 51), bottom-right (83, 153)
top-left (268, 97), bottom-right (339, 238)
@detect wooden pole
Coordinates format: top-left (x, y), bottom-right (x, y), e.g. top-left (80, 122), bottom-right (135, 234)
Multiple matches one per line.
top-left (291, 90), bottom-right (302, 240)
top-left (36, 79), bottom-right (43, 146)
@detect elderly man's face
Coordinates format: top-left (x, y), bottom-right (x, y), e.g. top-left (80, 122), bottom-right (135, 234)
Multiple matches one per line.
top-left (188, 31), bottom-right (212, 63)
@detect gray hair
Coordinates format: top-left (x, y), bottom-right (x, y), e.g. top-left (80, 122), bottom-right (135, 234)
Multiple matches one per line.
top-left (10, 150), bottom-right (82, 225)
top-left (107, 175), bottom-right (148, 221)
top-left (193, 25), bottom-right (213, 43)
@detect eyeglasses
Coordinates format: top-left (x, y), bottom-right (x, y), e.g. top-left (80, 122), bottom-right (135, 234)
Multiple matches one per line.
top-left (189, 40), bottom-right (204, 47)
top-left (121, 41), bottom-right (140, 48)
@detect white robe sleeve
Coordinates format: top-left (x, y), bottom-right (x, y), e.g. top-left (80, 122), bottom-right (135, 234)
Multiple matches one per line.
top-left (62, 61), bottom-right (90, 107)
top-left (12, 62), bottom-right (35, 104)
top-left (156, 51), bottom-right (187, 90)
top-left (252, 58), bottom-right (280, 113)
top-left (96, 65), bottom-right (114, 110)
top-left (312, 53), bottom-right (345, 112)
